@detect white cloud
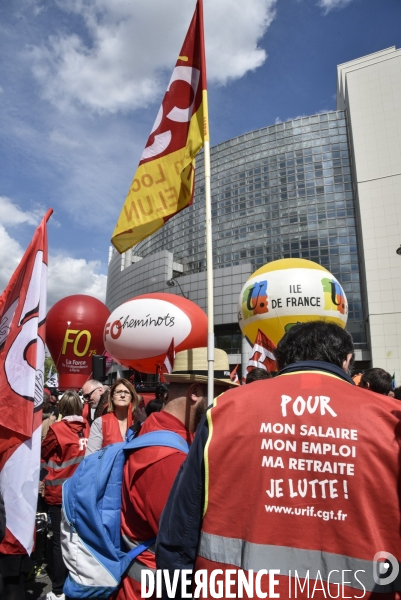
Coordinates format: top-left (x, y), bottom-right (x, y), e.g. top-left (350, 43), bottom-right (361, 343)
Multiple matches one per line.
top-left (28, 0), bottom-right (277, 114)
top-left (47, 255), bottom-right (107, 307)
top-left (287, 114), bottom-right (308, 121)
top-left (0, 201), bottom-right (107, 309)
top-left (49, 129), bottom-right (82, 149)
top-left (2, 0), bottom-right (277, 233)
top-left (0, 196), bottom-right (44, 227)
top-left (18, 0), bottom-right (47, 17)
top-left (317, 0), bottom-right (354, 14)
top-left (0, 77), bottom-right (138, 229)
top-left (0, 225), bottom-right (26, 293)
top-left (205, 0), bottom-right (276, 82)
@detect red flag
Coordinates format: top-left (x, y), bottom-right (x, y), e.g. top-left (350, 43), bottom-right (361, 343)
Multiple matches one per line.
top-left (112, 0), bottom-right (208, 252)
top-left (230, 364), bottom-right (239, 384)
top-left (160, 338), bottom-right (175, 382)
top-left (0, 209), bottom-right (52, 554)
top-left (243, 329), bottom-right (277, 383)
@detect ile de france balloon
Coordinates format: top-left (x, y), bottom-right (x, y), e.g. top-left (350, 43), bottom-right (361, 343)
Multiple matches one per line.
top-left (238, 258), bottom-right (348, 346)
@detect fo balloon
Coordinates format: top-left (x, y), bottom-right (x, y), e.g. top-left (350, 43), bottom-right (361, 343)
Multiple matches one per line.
top-left (104, 293), bottom-right (208, 373)
top-left (46, 295), bottom-right (110, 389)
top-left (238, 258), bottom-right (348, 346)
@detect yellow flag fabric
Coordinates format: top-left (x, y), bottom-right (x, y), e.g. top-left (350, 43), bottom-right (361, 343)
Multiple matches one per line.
top-left (111, 0), bottom-right (208, 253)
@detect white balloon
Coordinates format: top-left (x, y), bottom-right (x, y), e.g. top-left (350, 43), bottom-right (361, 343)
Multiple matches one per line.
top-left (104, 298), bottom-right (191, 360)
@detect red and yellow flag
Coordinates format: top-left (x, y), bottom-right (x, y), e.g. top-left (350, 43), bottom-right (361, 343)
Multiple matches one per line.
top-left (111, 0), bottom-right (208, 253)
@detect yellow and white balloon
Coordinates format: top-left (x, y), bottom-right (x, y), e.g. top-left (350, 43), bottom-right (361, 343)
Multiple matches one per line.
top-left (238, 258), bottom-right (348, 346)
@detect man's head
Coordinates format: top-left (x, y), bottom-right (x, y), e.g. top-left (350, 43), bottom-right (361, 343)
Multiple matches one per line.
top-left (359, 368), bottom-right (392, 396)
top-left (275, 321), bottom-right (354, 373)
top-left (164, 347), bottom-right (237, 432)
top-left (166, 381), bottom-right (208, 433)
top-left (145, 399), bottom-right (164, 417)
top-left (246, 368), bottom-right (272, 384)
top-left (81, 379), bottom-right (104, 408)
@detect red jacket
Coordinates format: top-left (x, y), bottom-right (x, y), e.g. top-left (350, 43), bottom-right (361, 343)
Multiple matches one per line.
top-left (102, 411), bottom-right (133, 447)
top-left (194, 369), bottom-right (401, 599)
top-left (116, 411), bottom-right (192, 600)
top-left (42, 416), bottom-right (89, 505)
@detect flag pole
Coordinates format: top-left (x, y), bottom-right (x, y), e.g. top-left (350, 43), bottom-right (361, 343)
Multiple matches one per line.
top-left (204, 137), bottom-right (214, 405)
top-left (199, 0), bottom-right (214, 405)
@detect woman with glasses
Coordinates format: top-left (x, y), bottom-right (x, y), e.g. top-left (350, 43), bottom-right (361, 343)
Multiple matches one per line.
top-left (85, 378), bottom-right (138, 456)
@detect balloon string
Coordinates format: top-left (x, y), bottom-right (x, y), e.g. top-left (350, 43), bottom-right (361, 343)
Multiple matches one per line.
top-left (273, 308), bottom-right (285, 338)
top-left (54, 343), bottom-right (63, 371)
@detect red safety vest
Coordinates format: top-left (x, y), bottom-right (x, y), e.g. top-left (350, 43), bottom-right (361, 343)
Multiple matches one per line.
top-left (44, 418), bottom-right (89, 505)
top-left (195, 370), bottom-right (401, 599)
top-left (101, 411), bottom-right (133, 447)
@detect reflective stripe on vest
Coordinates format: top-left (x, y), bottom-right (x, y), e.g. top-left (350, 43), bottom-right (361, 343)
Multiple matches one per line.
top-left (44, 420), bottom-right (89, 505)
top-left (123, 535), bottom-right (155, 584)
top-left (198, 531), bottom-right (401, 594)
top-left (45, 478), bottom-right (68, 487)
top-left (127, 560), bottom-right (156, 584)
top-left (47, 456), bottom-right (84, 470)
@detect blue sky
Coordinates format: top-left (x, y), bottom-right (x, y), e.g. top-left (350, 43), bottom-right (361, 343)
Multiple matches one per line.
top-left (1, 0), bottom-right (400, 307)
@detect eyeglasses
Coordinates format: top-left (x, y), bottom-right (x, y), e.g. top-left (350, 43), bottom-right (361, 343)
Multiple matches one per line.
top-left (114, 390), bottom-right (130, 396)
top-left (83, 388), bottom-right (100, 400)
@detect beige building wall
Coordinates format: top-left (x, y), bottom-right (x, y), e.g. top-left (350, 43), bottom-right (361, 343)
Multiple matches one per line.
top-left (337, 47), bottom-right (401, 376)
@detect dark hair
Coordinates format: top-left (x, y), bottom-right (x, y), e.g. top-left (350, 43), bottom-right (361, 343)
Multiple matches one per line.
top-left (246, 368), bottom-right (272, 384)
top-left (145, 399), bottom-right (164, 417)
top-left (42, 394), bottom-right (52, 418)
top-left (42, 396), bottom-right (59, 420)
top-left (393, 387), bottom-right (401, 401)
top-left (360, 368), bottom-right (392, 396)
top-left (275, 321), bottom-right (354, 371)
top-left (59, 390), bottom-right (83, 417)
top-left (155, 383), bottom-right (169, 402)
top-left (108, 378), bottom-right (138, 413)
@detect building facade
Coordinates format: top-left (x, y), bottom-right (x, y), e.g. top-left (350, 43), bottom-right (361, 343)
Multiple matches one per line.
top-left (107, 47), bottom-right (401, 377)
top-left (337, 46), bottom-right (401, 377)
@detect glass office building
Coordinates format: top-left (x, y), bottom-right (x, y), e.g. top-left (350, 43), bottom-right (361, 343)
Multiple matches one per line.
top-left (133, 110), bottom-right (367, 355)
top-left (108, 46), bottom-right (401, 376)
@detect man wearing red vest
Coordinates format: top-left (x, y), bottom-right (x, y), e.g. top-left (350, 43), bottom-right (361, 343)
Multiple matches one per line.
top-left (157, 321), bottom-right (401, 599)
top-left (116, 347), bottom-right (237, 600)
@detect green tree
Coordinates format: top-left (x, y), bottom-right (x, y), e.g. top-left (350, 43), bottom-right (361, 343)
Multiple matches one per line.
top-left (44, 356), bottom-right (57, 382)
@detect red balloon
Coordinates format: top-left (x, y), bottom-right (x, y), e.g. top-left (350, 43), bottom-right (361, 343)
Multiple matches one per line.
top-left (104, 293), bottom-right (208, 374)
top-left (46, 295), bottom-right (110, 389)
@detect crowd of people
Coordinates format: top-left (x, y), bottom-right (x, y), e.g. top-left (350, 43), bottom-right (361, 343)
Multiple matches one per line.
top-left (1, 321), bottom-right (401, 599)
